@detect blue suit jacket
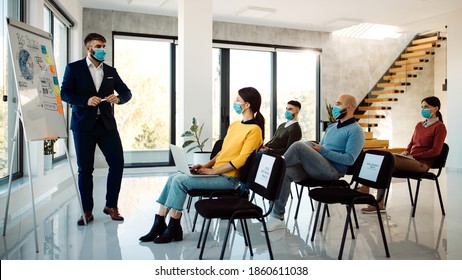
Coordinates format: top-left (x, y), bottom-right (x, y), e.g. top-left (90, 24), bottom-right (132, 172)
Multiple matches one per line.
top-left (60, 58), bottom-right (132, 131)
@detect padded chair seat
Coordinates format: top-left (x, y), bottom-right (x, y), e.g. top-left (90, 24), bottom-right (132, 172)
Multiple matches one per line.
top-left (392, 170), bottom-right (437, 180)
top-left (310, 187), bottom-right (376, 205)
top-left (296, 178), bottom-right (349, 188)
top-left (195, 197), bottom-right (262, 219)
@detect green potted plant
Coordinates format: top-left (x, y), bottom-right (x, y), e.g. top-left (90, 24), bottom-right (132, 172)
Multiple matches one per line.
top-left (181, 117), bottom-right (210, 164)
top-left (43, 139), bottom-right (56, 170)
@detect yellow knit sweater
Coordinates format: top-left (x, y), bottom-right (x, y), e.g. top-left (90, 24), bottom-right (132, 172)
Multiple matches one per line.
top-left (214, 121), bottom-right (263, 177)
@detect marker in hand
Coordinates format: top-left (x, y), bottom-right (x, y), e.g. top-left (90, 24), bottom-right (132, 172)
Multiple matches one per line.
top-left (101, 98), bottom-right (107, 102)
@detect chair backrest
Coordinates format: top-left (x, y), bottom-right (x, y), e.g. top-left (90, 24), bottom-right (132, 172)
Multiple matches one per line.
top-left (352, 150), bottom-right (394, 190)
top-left (346, 151), bottom-right (364, 176)
top-left (210, 139), bottom-right (224, 159)
top-left (239, 150), bottom-right (257, 183)
top-left (431, 143), bottom-right (449, 169)
top-left (247, 152), bottom-right (286, 201)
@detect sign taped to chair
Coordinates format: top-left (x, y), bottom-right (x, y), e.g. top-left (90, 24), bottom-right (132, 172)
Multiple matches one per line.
top-left (255, 154), bottom-right (275, 188)
top-left (358, 153), bottom-right (384, 182)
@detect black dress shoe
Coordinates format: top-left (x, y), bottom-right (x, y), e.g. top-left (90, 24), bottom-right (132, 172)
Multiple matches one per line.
top-left (77, 212), bottom-right (94, 226)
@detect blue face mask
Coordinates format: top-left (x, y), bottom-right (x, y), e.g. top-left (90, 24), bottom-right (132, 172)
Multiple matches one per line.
top-left (92, 48), bottom-right (106, 61)
top-left (332, 105), bottom-right (347, 120)
top-left (285, 111), bottom-right (294, 120)
top-left (233, 102), bottom-right (243, 114)
top-left (421, 108), bottom-right (432, 119)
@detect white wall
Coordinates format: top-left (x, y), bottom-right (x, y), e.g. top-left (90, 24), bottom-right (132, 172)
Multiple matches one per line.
top-left (446, 11), bottom-right (462, 171)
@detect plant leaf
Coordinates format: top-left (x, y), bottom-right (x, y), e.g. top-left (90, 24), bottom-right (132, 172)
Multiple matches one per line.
top-left (182, 140), bottom-right (195, 148)
top-left (186, 146), bottom-right (198, 153)
top-left (181, 131), bottom-right (194, 137)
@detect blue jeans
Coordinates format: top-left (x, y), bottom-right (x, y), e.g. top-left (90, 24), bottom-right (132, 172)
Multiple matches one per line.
top-left (272, 141), bottom-right (342, 220)
top-left (156, 173), bottom-right (239, 211)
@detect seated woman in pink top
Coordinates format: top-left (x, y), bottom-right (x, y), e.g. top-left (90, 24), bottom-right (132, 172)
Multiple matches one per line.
top-left (360, 96), bottom-right (447, 213)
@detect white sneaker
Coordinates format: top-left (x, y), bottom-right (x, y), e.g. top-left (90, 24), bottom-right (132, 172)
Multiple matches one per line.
top-left (261, 216), bottom-right (285, 232)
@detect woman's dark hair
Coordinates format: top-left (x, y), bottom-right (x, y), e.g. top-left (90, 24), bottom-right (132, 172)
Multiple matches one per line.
top-left (238, 87), bottom-right (265, 140)
top-left (422, 96), bottom-right (443, 123)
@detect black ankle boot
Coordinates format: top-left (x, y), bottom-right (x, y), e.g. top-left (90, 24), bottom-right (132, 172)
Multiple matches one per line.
top-left (153, 217), bottom-right (183, 244)
top-left (139, 214), bottom-right (167, 242)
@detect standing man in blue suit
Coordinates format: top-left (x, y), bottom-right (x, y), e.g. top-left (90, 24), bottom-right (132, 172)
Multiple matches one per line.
top-left (61, 33), bottom-right (132, 225)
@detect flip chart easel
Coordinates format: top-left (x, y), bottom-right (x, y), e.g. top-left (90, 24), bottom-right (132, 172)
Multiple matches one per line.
top-left (2, 18), bottom-right (85, 253)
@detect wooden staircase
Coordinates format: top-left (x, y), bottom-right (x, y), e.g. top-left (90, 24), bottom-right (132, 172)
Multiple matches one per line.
top-left (355, 32), bottom-right (446, 150)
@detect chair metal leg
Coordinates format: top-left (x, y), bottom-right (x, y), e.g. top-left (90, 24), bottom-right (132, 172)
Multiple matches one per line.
top-left (407, 178), bottom-right (415, 206)
top-left (192, 211), bottom-right (199, 232)
top-left (186, 196), bottom-right (193, 213)
top-left (239, 219), bottom-right (249, 247)
top-left (199, 219), bottom-right (212, 259)
top-left (311, 202), bottom-right (322, 242)
top-left (435, 178), bottom-right (446, 215)
top-left (374, 201), bottom-right (390, 257)
top-left (338, 205), bottom-right (353, 260)
top-left (352, 205), bottom-right (359, 229)
top-left (197, 217), bottom-right (207, 248)
top-left (347, 206), bottom-right (356, 239)
top-left (294, 186), bottom-right (304, 219)
top-left (219, 219), bottom-right (235, 260)
top-left (260, 219), bottom-right (274, 260)
top-left (319, 204), bottom-right (328, 232)
top-left (242, 219), bottom-right (253, 256)
top-left (411, 180), bottom-right (422, 217)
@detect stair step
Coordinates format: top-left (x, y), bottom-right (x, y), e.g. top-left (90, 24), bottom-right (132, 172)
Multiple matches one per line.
top-left (395, 58), bottom-right (429, 66)
top-left (365, 98), bottom-right (398, 103)
top-left (377, 82), bottom-right (411, 87)
top-left (401, 51), bottom-right (435, 59)
top-left (364, 131), bottom-right (373, 140)
top-left (412, 36), bottom-right (446, 45)
top-left (389, 66), bottom-right (423, 73)
top-left (371, 89), bottom-right (404, 95)
top-left (358, 106), bottom-right (392, 111)
top-left (359, 123), bottom-right (378, 128)
top-left (383, 74), bottom-right (416, 81)
top-left (354, 114), bottom-right (386, 119)
top-left (363, 139), bottom-right (389, 149)
top-left (407, 43), bottom-right (441, 52)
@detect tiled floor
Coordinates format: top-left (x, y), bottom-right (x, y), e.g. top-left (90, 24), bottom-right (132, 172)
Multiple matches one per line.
top-left (1, 167), bottom-right (462, 261)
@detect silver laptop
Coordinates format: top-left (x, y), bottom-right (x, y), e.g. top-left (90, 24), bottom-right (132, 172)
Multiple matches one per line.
top-left (169, 144), bottom-right (218, 177)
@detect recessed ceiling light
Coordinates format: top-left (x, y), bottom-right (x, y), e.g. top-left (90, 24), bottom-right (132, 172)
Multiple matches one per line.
top-left (237, 6), bottom-right (276, 18)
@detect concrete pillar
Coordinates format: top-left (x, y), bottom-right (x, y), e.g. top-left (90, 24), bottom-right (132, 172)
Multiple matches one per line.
top-left (177, 0), bottom-right (213, 153)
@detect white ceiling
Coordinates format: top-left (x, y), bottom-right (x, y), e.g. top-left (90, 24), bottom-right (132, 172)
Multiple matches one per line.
top-left (79, 0), bottom-right (462, 33)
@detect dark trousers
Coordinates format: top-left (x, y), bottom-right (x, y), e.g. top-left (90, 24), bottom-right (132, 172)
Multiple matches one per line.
top-left (72, 119), bottom-right (124, 212)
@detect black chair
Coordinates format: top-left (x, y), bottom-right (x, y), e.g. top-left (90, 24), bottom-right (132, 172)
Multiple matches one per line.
top-left (187, 141), bottom-right (256, 232)
top-left (391, 143), bottom-right (449, 217)
top-left (194, 152), bottom-right (286, 260)
top-left (186, 139), bottom-right (223, 214)
top-left (293, 156), bottom-right (360, 219)
top-left (309, 150), bottom-right (394, 260)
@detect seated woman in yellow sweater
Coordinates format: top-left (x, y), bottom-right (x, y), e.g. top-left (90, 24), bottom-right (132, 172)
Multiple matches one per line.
top-left (139, 87), bottom-right (265, 244)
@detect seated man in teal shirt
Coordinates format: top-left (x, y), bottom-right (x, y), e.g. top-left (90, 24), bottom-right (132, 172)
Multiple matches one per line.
top-left (264, 94), bottom-right (365, 232)
top-left (260, 100), bottom-right (302, 155)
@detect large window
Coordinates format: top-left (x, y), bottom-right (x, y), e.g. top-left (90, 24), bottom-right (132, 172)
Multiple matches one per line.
top-left (276, 50), bottom-right (318, 141)
top-left (0, 0), bottom-right (24, 185)
top-left (43, 2), bottom-right (70, 162)
top-left (229, 49), bottom-right (272, 142)
top-left (212, 44), bottom-right (320, 145)
top-left (113, 35), bottom-right (174, 166)
top-left (112, 34), bottom-right (319, 168)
